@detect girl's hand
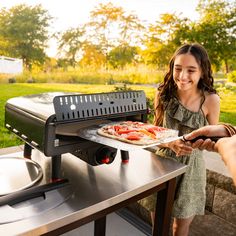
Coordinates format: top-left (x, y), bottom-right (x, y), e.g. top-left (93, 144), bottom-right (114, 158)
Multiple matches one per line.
top-left (167, 139), bottom-right (193, 157)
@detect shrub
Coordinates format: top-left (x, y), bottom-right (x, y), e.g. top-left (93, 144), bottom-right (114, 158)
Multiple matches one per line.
top-left (8, 78), bottom-right (16, 83)
top-left (2, 65), bottom-right (165, 85)
top-left (227, 71), bottom-right (236, 83)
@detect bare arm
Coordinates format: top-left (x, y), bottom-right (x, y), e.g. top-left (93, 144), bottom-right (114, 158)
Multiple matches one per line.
top-left (185, 125), bottom-right (236, 185)
top-left (204, 93), bottom-right (220, 125)
top-left (185, 93), bottom-right (220, 151)
top-left (216, 135), bottom-right (236, 185)
top-left (154, 90), bottom-right (158, 112)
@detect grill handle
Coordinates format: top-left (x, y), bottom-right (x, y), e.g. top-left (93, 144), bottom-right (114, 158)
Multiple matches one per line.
top-left (0, 179), bottom-right (69, 206)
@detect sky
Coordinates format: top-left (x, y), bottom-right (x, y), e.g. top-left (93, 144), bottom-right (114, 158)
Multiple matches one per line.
top-left (0, 0), bottom-right (200, 57)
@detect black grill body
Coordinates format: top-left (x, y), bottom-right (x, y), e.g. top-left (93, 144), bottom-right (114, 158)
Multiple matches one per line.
top-left (5, 91), bottom-right (148, 168)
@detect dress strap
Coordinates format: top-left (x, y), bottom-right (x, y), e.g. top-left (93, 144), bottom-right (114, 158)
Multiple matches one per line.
top-left (199, 94), bottom-right (206, 115)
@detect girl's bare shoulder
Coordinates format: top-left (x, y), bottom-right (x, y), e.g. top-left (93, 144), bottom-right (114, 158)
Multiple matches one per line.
top-left (204, 92), bottom-right (220, 106)
top-left (202, 92), bottom-right (220, 122)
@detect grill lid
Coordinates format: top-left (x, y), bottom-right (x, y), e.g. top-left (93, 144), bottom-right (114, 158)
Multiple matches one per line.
top-left (53, 90), bottom-right (147, 123)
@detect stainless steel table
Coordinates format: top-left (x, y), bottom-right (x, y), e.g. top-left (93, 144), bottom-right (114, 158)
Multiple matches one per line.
top-left (0, 147), bottom-right (186, 236)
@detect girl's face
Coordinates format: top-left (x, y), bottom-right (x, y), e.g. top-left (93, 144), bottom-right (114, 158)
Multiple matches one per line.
top-left (173, 53), bottom-right (202, 92)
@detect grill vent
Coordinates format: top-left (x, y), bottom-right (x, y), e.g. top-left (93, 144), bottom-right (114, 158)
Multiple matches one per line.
top-left (53, 91), bottom-right (147, 122)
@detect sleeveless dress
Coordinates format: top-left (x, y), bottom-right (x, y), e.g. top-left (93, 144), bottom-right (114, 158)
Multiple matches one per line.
top-left (140, 96), bottom-right (208, 218)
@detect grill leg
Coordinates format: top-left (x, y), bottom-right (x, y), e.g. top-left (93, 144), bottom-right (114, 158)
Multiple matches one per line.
top-left (94, 216), bottom-right (106, 236)
top-left (51, 155), bottom-right (62, 182)
top-left (23, 143), bottom-right (32, 159)
top-left (120, 150), bottom-right (129, 163)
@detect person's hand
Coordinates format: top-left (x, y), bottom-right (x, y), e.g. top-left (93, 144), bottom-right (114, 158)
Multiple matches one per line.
top-left (184, 125), bottom-right (229, 152)
top-left (215, 136), bottom-right (235, 163)
top-left (215, 135), bottom-right (236, 185)
top-left (167, 139), bottom-right (193, 157)
top-left (188, 138), bottom-right (216, 152)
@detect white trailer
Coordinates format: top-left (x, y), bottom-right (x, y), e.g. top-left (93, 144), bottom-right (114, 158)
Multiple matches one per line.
top-left (0, 56), bottom-right (23, 74)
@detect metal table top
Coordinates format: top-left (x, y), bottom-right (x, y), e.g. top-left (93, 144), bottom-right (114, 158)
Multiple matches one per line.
top-left (0, 147), bottom-right (186, 235)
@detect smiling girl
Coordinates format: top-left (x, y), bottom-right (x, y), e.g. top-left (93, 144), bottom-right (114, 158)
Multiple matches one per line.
top-left (141, 43), bottom-right (220, 236)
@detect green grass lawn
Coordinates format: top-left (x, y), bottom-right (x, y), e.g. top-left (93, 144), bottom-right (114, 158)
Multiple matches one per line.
top-left (0, 83), bottom-right (235, 148)
top-left (0, 83), bottom-right (155, 148)
top-left (217, 85), bottom-right (236, 125)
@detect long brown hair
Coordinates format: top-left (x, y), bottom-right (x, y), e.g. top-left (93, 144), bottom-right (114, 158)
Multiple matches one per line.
top-left (154, 43), bottom-right (217, 126)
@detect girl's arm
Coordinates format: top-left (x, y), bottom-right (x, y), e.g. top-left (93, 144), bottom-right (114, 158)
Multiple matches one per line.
top-left (204, 93), bottom-right (220, 125)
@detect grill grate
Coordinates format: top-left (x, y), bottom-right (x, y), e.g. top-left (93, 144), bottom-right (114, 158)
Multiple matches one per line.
top-left (53, 91), bottom-right (147, 122)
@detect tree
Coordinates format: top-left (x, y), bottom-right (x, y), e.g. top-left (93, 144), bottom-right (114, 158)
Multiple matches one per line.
top-left (79, 44), bottom-right (106, 69)
top-left (119, 12), bottom-right (145, 46)
top-left (107, 44), bottom-right (138, 68)
top-left (0, 4), bottom-right (52, 70)
top-left (141, 13), bottom-right (192, 68)
top-left (88, 2), bottom-right (144, 55)
top-left (57, 26), bottom-right (86, 67)
top-left (88, 2), bottom-right (124, 54)
top-left (194, 0), bottom-right (236, 72)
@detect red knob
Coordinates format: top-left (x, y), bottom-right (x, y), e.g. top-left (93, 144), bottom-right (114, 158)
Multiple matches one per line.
top-left (122, 159), bottom-right (129, 164)
top-left (101, 156), bottom-right (110, 164)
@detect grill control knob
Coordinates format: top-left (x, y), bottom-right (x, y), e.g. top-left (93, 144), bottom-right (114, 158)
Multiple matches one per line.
top-left (101, 156), bottom-right (110, 164)
top-left (95, 147), bottom-right (117, 165)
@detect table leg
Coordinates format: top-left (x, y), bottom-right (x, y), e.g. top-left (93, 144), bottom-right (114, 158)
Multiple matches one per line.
top-left (153, 178), bottom-right (176, 236)
top-left (94, 216), bottom-right (106, 236)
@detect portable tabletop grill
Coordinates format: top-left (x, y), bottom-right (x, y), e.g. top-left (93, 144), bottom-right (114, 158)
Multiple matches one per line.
top-left (5, 90), bottom-right (148, 181)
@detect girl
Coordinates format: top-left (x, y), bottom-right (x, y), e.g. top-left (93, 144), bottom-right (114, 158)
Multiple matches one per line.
top-left (142, 43), bottom-right (220, 236)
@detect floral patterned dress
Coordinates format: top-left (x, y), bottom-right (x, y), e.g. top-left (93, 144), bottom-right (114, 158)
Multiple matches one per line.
top-left (140, 96), bottom-right (208, 218)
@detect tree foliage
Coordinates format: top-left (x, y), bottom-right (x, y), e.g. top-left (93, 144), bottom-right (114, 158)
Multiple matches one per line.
top-left (88, 2), bottom-right (144, 51)
top-left (141, 13), bottom-right (193, 68)
top-left (108, 44), bottom-right (138, 68)
top-left (0, 1), bottom-right (235, 73)
top-left (141, 0), bottom-right (235, 72)
top-left (56, 2), bottom-right (144, 69)
top-left (194, 0), bottom-right (236, 72)
top-left (79, 44), bottom-right (106, 68)
top-left (0, 4), bottom-right (52, 70)
top-left (57, 26), bottom-right (86, 67)
top-left (87, 2), bottom-right (125, 53)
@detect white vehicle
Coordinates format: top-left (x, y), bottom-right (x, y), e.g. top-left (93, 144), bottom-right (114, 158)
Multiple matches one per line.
top-left (0, 56), bottom-right (23, 74)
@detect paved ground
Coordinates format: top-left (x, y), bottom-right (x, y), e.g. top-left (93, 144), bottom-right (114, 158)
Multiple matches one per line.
top-left (190, 211), bottom-right (236, 236)
top-left (189, 150), bottom-right (236, 236)
top-left (62, 212), bottom-right (147, 236)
